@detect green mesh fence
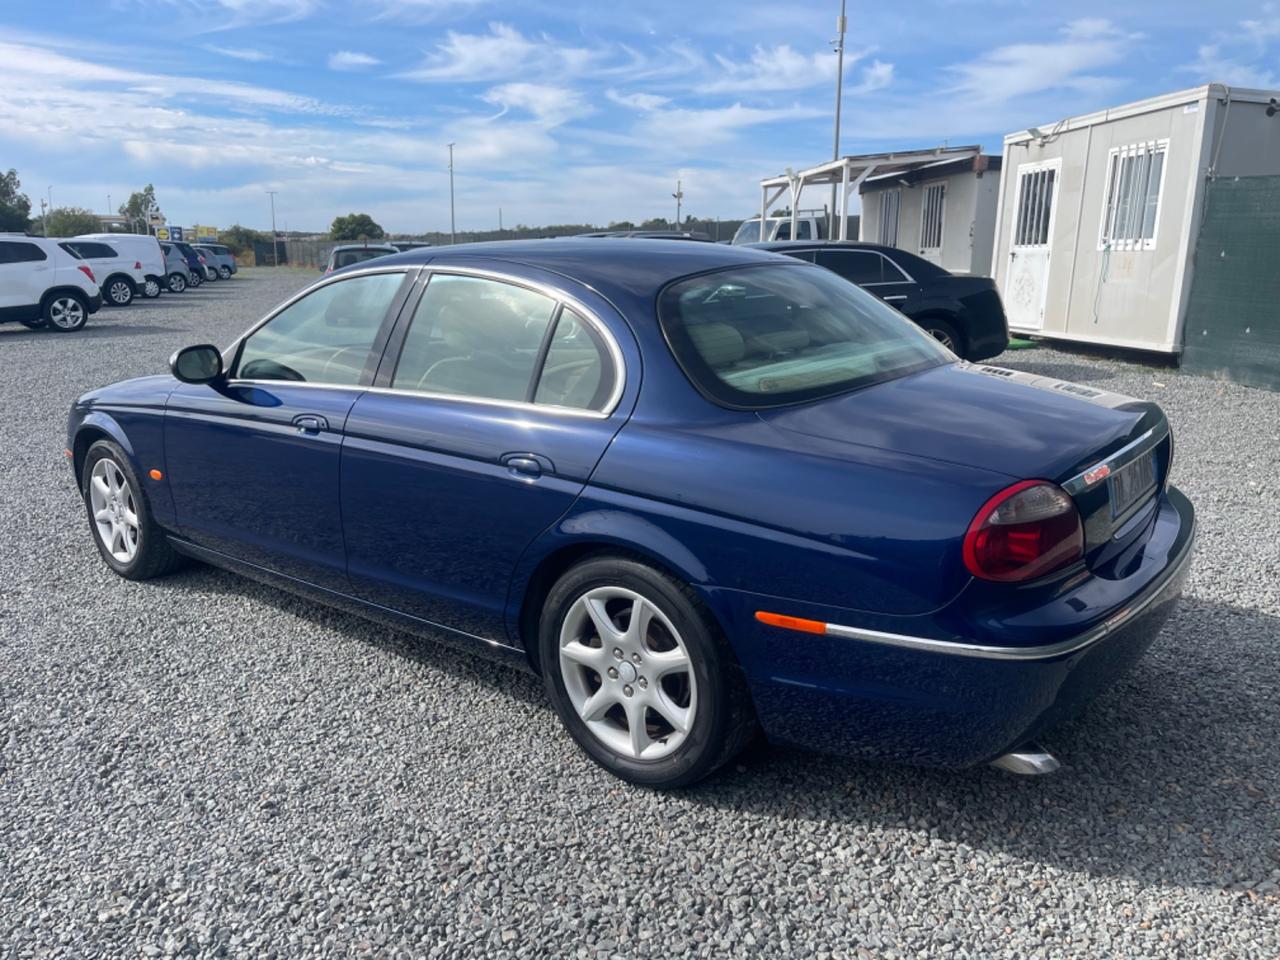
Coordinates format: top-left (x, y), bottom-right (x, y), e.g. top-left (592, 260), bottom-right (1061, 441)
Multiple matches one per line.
top-left (1182, 176), bottom-right (1280, 391)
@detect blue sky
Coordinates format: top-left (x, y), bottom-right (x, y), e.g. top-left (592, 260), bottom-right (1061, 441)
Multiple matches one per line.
top-left (1, 0), bottom-right (1276, 234)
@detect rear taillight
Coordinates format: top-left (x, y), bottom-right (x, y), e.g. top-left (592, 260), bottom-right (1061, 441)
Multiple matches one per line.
top-left (198, 255), bottom-right (206, 263)
top-left (77, 264), bottom-right (96, 284)
top-left (134, 260), bottom-right (142, 269)
top-left (962, 480), bottom-right (1083, 583)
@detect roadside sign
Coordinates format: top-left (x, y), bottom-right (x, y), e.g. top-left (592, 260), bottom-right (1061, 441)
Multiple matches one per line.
top-left (196, 225), bottom-right (217, 240)
top-left (169, 226), bottom-right (184, 241)
top-left (154, 226), bottom-right (170, 240)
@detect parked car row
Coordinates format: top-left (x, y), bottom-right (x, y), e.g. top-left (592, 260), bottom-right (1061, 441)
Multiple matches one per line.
top-left (0, 233), bottom-right (238, 333)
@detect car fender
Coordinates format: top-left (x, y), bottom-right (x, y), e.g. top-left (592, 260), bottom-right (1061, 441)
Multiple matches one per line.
top-left (902, 294), bottom-right (966, 319)
top-left (70, 396), bottom-right (176, 527)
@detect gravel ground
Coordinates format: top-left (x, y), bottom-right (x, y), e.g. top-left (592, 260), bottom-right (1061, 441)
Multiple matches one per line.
top-left (1, 268), bottom-right (1277, 959)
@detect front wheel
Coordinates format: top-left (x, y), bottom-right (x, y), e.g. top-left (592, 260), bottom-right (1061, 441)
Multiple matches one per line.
top-left (188, 271), bottom-right (202, 287)
top-left (105, 277), bottom-right (134, 306)
top-left (81, 440), bottom-right (184, 580)
top-left (918, 316), bottom-right (965, 357)
top-left (540, 555), bottom-right (756, 788)
top-left (167, 272), bottom-right (187, 293)
top-left (142, 279), bottom-right (162, 298)
top-left (44, 293), bottom-right (88, 332)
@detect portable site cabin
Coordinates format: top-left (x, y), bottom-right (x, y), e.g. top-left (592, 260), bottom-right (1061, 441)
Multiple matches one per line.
top-left (859, 154), bottom-right (1002, 276)
top-left (993, 83), bottom-right (1280, 376)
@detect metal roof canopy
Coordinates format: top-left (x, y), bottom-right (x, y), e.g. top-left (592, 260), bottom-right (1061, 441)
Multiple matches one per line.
top-left (758, 145), bottom-right (982, 241)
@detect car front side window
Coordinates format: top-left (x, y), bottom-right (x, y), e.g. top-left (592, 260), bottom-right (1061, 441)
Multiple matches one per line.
top-left (234, 271), bottom-right (405, 385)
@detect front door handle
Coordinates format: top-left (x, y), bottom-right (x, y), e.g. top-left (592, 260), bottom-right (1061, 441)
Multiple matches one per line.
top-left (292, 414), bottom-right (328, 435)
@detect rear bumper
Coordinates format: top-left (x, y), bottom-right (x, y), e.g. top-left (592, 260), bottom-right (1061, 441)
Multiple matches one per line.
top-left (87, 292), bottom-right (103, 314)
top-left (733, 486), bottom-right (1195, 768)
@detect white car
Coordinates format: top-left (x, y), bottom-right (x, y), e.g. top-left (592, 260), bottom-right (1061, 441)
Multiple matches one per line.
top-left (58, 239), bottom-right (145, 307)
top-left (0, 235), bottom-right (102, 332)
top-left (74, 233), bottom-right (167, 299)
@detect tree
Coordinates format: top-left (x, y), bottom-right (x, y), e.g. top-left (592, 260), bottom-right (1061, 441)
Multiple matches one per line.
top-left (118, 184), bottom-right (158, 230)
top-left (607, 220), bottom-right (636, 230)
top-left (639, 217), bottom-right (670, 230)
top-left (220, 224), bottom-right (265, 256)
top-left (329, 213), bottom-right (385, 241)
top-left (0, 169), bottom-right (32, 232)
top-left (37, 207), bottom-right (103, 237)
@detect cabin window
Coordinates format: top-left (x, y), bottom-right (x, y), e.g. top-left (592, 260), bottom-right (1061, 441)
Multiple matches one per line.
top-left (1099, 140), bottom-right (1167, 251)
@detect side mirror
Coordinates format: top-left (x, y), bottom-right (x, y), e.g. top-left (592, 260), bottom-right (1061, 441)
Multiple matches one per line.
top-left (170, 344), bottom-right (224, 384)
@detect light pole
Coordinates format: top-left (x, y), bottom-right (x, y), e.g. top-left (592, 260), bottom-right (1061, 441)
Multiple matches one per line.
top-left (39, 199), bottom-right (48, 237)
top-left (829, 0), bottom-right (847, 239)
top-left (266, 191), bottom-right (278, 266)
top-left (672, 179), bottom-right (683, 229)
top-left (447, 142), bottom-right (456, 244)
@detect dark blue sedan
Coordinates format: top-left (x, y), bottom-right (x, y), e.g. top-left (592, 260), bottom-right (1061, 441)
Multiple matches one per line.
top-left (67, 240), bottom-right (1195, 788)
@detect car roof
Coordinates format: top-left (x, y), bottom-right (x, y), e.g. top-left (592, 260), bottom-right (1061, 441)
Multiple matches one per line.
top-left (749, 240), bottom-right (948, 278)
top-left (367, 238), bottom-right (785, 299)
top-left (332, 243), bottom-right (398, 251)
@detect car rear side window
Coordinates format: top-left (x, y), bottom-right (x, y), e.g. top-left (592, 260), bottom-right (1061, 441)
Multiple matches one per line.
top-left (881, 257), bottom-right (910, 282)
top-left (0, 241), bottom-right (48, 264)
top-left (814, 250), bottom-right (884, 284)
top-left (659, 263), bottom-right (949, 408)
top-left (533, 308), bottom-right (617, 411)
top-left (60, 242), bottom-right (116, 259)
top-left (334, 249), bottom-right (391, 269)
top-left (234, 272), bottom-right (406, 385)
top-left (391, 274), bottom-right (556, 402)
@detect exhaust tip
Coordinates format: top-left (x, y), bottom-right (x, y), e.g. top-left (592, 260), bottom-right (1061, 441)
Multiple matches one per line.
top-left (990, 742), bottom-right (1060, 775)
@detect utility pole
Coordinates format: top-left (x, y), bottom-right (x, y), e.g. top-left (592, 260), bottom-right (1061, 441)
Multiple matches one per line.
top-left (39, 199), bottom-right (48, 237)
top-left (498, 206), bottom-right (503, 237)
top-left (672, 179), bottom-right (683, 229)
top-left (266, 191), bottom-right (278, 266)
top-left (447, 143), bottom-right (456, 244)
top-left (829, 0), bottom-right (847, 239)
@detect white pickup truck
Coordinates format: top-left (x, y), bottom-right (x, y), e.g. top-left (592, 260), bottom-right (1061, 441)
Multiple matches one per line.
top-left (731, 211), bottom-right (857, 245)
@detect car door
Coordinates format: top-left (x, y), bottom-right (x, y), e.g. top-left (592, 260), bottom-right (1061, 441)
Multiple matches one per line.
top-left (340, 267), bottom-right (632, 641)
top-left (0, 240), bottom-right (52, 318)
top-left (867, 253), bottom-right (921, 312)
top-left (163, 267), bottom-right (414, 589)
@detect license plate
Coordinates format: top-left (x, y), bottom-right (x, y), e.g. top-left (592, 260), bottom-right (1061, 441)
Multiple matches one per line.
top-left (1109, 449), bottom-right (1156, 518)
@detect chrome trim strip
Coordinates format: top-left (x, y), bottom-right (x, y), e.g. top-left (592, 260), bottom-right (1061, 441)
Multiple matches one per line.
top-left (821, 518), bottom-right (1194, 661)
top-left (220, 262), bottom-right (627, 419)
top-left (1061, 426), bottom-right (1166, 496)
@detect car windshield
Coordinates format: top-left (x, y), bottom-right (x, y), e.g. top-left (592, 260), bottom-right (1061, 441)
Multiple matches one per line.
top-left (659, 263), bottom-right (951, 408)
top-left (731, 221), bottom-right (764, 245)
top-left (334, 248), bottom-right (391, 268)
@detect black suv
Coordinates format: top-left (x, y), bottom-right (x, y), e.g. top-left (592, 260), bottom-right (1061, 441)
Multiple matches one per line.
top-left (752, 241), bottom-right (1008, 361)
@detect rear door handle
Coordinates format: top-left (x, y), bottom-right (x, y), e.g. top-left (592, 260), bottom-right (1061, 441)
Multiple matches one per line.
top-left (503, 456), bottom-right (542, 477)
top-left (292, 414), bottom-right (328, 435)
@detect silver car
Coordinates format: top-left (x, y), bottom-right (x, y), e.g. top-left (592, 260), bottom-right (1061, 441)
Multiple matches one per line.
top-left (194, 243), bottom-right (236, 279)
top-left (159, 243), bottom-right (194, 293)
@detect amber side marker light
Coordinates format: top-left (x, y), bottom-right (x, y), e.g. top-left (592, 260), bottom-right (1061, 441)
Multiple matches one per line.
top-left (63, 448), bottom-right (72, 458)
top-left (754, 611), bottom-right (828, 635)
top-left (149, 469), bottom-right (164, 480)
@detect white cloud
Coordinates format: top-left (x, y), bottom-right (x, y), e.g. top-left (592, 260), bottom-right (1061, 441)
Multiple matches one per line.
top-left (1183, 9), bottom-right (1280, 87)
top-left (328, 50), bottom-right (382, 71)
top-left (605, 89), bottom-right (671, 112)
top-left (397, 23), bottom-right (551, 81)
top-left (205, 45), bottom-right (274, 63)
top-left (704, 44), bottom-right (851, 93)
top-left (947, 18), bottom-right (1137, 103)
top-left (635, 102), bottom-right (824, 146)
top-left (204, 0), bottom-right (320, 27)
top-left (481, 83), bottom-right (590, 124)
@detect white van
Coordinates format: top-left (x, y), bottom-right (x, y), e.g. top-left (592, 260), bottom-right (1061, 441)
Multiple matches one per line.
top-left (58, 239), bottom-right (146, 306)
top-left (74, 233), bottom-right (167, 299)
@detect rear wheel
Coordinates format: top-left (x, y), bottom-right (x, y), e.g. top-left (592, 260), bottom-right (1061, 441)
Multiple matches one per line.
top-left (81, 440), bottom-right (184, 580)
top-left (44, 293), bottom-right (88, 332)
top-left (919, 316), bottom-right (965, 357)
top-left (142, 278), bottom-right (161, 298)
top-left (218, 266), bottom-right (232, 280)
top-left (105, 277), bottom-right (134, 306)
top-left (188, 270), bottom-right (202, 287)
top-left (540, 555), bottom-right (756, 788)
top-left (167, 272), bottom-right (187, 294)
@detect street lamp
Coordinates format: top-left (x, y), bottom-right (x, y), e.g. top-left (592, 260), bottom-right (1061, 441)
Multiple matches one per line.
top-left (447, 142), bottom-right (456, 245)
top-left (829, 0), bottom-right (847, 239)
top-left (672, 179), bottom-right (683, 229)
top-left (266, 191), bottom-right (279, 266)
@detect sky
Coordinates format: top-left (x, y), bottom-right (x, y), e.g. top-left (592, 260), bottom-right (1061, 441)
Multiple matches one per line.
top-left (1, 0), bottom-right (1276, 235)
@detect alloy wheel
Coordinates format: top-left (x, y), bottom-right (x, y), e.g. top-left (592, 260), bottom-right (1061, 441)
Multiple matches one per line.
top-left (48, 297), bottom-right (85, 330)
top-left (143, 279), bottom-right (161, 298)
top-left (927, 327), bottom-right (956, 350)
top-left (89, 459), bottom-right (139, 563)
top-left (558, 586), bottom-right (697, 761)
top-left (109, 280), bottom-right (132, 304)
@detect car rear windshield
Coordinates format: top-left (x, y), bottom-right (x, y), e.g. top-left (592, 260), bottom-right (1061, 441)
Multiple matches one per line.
top-left (658, 263), bottom-right (950, 408)
top-left (334, 249), bottom-right (392, 268)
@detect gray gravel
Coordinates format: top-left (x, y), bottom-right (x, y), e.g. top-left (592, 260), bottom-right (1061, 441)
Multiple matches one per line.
top-left (1, 269), bottom-right (1277, 958)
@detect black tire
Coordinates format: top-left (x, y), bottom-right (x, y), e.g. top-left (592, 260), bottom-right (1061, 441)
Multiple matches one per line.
top-left (539, 554), bottom-right (756, 788)
top-left (143, 279), bottom-right (162, 298)
top-left (81, 440), bottom-right (185, 581)
top-left (19, 317), bottom-right (46, 329)
top-left (42, 291), bottom-right (88, 332)
top-left (167, 272), bottom-right (187, 293)
top-left (204, 270), bottom-right (218, 282)
top-left (104, 276), bottom-right (134, 306)
top-left (188, 270), bottom-right (202, 287)
top-left (219, 266), bottom-right (232, 279)
top-left (918, 316), bottom-right (966, 357)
